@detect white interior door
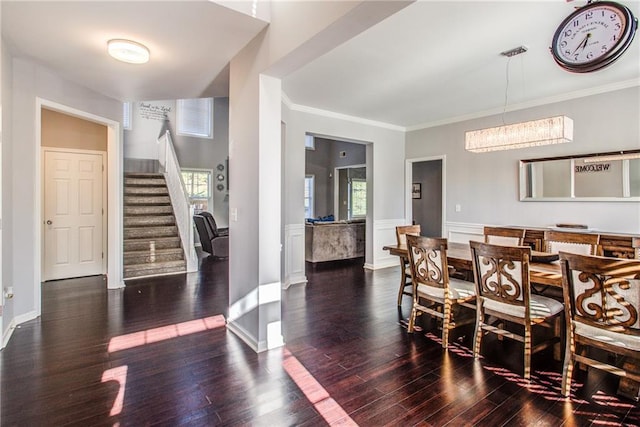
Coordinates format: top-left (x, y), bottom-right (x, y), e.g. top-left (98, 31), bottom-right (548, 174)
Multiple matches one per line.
top-left (44, 149), bottom-right (105, 281)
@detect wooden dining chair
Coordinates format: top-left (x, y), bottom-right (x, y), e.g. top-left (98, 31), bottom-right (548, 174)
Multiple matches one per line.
top-left (395, 225), bottom-right (421, 306)
top-left (406, 235), bottom-right (475, 348)
top-left (470, 240), bottom-right (563, 379)
top-left (543, 230), bottom-right (600, 256)
top-left (559, 252), bottom-right (640, 398)
top-left (633, 237), bottom-right (640, 259)
top-left (483, 226), bottom-right (526, 246)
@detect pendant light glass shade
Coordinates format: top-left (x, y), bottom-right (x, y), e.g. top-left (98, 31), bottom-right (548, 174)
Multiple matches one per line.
top-left (465, 116), bottom-right (573, 153)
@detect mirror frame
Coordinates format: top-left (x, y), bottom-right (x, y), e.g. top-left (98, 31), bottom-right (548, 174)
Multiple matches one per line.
top-left (519, 149), bottom-right (640, 202)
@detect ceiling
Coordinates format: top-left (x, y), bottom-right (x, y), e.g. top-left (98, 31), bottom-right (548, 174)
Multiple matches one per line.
top-left (283, 0), bottom-right (640, 129)
top-left (1, 0), bottom-right (268, 101)
top-left (3, 1), bottom-right (639, 129)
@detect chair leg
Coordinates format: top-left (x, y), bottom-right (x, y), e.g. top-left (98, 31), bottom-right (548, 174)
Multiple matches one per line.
top-left (473, 301), bottom-right (484, 359)
top-left (562, 329), bottom-right (576, 397)
top-left (524, 323), bottom-right (532, 380)
top-left (397, 258), bottom-right (408, 306)
top-left (442, 301), bottom-right (452, 349)
top-left (407, 304), bottom-right (417, 333)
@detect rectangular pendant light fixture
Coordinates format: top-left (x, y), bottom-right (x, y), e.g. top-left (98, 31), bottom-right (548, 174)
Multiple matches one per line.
top-left (465, 115), bottom-right (573, 153)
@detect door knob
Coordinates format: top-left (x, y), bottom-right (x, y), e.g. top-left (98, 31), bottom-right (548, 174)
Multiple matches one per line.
top-left (46, 220), bottom-right (52, 225)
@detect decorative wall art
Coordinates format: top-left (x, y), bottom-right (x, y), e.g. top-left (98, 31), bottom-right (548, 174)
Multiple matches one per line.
top-left (412, 183), bottom-right (421, 199)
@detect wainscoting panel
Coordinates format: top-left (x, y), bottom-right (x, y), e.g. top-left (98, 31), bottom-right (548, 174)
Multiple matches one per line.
top-left (367, 218), bottom-right (408, 270)
top-left (446, 221), bottom-right (484, 244)
top-left (284, 224), bottom-right (307, 289)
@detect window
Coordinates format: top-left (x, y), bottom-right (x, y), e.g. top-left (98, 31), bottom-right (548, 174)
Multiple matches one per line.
top-left (123, 102), bottom-right (132, 130)
top-left (177, 98), bottom-right (213, 139)
top-left (304, 175), bottom-right (315, 219)
top-left (181, 169), bottom-right (212, 213)
top-left (349, 179), bottom-right (366, 218)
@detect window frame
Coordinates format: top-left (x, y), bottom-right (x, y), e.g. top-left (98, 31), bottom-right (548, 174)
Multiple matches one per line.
top-left (349, 178), bottom-right (367, 219)
top-left (304, 175), bottom-right (315, 219)
top-left (123, 102), bottom-right (132, 130)
top-left (181, 168), bottom-right (213, 213)
top-left (176, 98), bottom-right (214, 139)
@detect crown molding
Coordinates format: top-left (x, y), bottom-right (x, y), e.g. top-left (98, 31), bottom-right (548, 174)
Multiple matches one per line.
top-left (406, 78), bottom-right (640, 131)
top-left (283, 79), bottom-right (638, 133)
top-left (280, 91), bottom-right (406, 132)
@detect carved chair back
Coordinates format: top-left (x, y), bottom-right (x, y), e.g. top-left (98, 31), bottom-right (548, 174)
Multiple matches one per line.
top-left (544, 230), bottom-right (600, 256)
top-left (469, 240), bottom-right (532, 314)
top-left (406, 235), bottom-right (450, 292)
top-left (483, 226), bottom-right (526, 247)
top-left (560, 252), bottom-right (640, 337)
top-left (396, 224), bottom-right (421, 246)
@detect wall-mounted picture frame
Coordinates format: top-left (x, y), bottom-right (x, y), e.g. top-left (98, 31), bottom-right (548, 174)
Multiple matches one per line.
top-left (412, 183), bottom-right (421, 199)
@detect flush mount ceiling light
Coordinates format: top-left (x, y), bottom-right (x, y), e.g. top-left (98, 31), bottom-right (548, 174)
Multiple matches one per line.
top-left (107, 39), bottom-right (150, 64)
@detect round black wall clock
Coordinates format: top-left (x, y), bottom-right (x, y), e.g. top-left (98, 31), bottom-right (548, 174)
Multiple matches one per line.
top-left (551, 1), bottom-right (638, 73)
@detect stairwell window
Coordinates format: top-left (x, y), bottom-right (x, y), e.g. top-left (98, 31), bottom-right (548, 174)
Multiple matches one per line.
top-left (123, 102), bottom-right (132, 130)
top-left (177, 98), bottom-right (213, 139)
top-left (181, 169), bottom-right (212, 213)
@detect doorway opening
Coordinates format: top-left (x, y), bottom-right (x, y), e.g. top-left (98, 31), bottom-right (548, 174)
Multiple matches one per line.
top-left (304, 135), bottom-right (369, 266)
top-left (35, 98), bottom-right (123, 317)
top-left (406, 156), bottom-right (446, 237)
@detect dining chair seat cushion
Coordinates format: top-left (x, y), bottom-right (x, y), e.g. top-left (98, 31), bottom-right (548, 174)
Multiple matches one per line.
top-left (416, 278), bottom-right (475, 301)
top-left (482, 294), bottom-right (564, 321)
top-left (574, 323), bottom-right (640, 351)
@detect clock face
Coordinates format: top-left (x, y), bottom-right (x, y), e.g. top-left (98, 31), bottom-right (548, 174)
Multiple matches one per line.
top-left (552, 1), bottom-right (637, 72)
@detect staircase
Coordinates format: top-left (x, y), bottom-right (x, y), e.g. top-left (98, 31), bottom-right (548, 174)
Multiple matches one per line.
top-left (123, 173), bottom-right (186, 279)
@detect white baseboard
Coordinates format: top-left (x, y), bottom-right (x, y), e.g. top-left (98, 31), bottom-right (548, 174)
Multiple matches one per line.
top-left (2, 317), bottom-right (16, 349)
top-left (2, 310), bottom-right (39, 349)
top-left (108, 280), bottom-right (126, 289)
top-left (365, 261), bottom-right (398, 270)
top-left (283, 274), bottom-right (307, 289)
top-left (15, 310), bottom-right (38, 326)
top-left (227, 320), bottom-right (268, 353)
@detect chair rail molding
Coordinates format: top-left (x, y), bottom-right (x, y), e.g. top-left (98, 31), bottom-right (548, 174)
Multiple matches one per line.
top-left (367, 218), bottom-right (407, 270)
top-left (284, 223), bottom-right (307, 289)
top-left (446, 221), bottom-right (484, 244)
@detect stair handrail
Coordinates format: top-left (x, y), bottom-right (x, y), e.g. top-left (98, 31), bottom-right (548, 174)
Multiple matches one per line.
top-left (158, 130), bottom-right (197, 272)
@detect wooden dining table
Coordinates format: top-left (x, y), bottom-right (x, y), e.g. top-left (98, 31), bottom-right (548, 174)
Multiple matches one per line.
top-left (383, 241), bottom-right (563, 287)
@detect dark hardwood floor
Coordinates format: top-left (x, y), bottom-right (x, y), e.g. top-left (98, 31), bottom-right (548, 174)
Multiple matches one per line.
top-left (1, 255), bottom-right (638, 426)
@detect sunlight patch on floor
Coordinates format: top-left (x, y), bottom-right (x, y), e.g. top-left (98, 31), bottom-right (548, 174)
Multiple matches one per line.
top-left (107, 314), bottom-right (226, 352)
top-left (101, 365), bottom-right (128, 416)
top-left (283, 348), bottom-right (357, 426)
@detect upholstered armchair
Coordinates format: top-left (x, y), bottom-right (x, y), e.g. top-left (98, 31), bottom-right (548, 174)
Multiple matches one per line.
top-left (193, 213), bottom-right (229, 258)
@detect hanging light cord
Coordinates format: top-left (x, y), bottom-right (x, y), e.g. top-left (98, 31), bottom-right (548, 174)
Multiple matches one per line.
top-left (502, 56), bottom-right (511, 125)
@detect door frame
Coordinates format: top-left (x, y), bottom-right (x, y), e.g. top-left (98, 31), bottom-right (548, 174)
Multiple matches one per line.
top-left (34, 98), bottom-right (123, 315)
top-left (405, 155), bottom-right (446, 237)
top-left (41, 147), bottom-right (107, 281)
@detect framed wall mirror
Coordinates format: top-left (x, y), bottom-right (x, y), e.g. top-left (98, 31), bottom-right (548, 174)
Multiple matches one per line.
top-left (519, 150), bottom-right (640, 202)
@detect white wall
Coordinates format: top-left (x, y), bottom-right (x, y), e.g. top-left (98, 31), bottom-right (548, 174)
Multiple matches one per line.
top-left (8, 57), bottom-right (121, 323)
top-left (406, 86), bottom-right (640, 234)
